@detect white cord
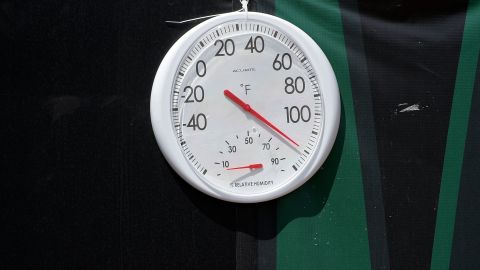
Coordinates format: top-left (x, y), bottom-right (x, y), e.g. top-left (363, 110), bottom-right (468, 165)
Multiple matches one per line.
top-left (165, 9), bottom-right (242, 24)
top-left (165, 1), bottom-right (249, 25)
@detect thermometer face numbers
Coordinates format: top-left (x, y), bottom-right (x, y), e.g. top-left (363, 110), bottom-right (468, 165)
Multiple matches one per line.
top-left (171, 20), bottom-right (324, 196)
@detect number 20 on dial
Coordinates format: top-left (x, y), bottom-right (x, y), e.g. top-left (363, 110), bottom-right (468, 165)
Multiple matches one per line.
top-left (151, 12), bottom-right (340, 203)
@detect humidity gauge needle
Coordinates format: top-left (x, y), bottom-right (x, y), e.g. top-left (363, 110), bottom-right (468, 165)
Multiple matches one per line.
top-left (226, 163), bottom-right (263, 170)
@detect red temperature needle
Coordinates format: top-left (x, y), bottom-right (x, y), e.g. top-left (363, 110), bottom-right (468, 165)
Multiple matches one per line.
top-left (226, 163), bottom-right (263, 170)
top-left (224, 89), bottom-right (299, 147)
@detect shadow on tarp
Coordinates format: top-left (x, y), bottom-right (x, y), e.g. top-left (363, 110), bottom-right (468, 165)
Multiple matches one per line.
top-left (275, 100), bottom-right (345, 232)
top-left (174, 100), bottom-right (345, 240)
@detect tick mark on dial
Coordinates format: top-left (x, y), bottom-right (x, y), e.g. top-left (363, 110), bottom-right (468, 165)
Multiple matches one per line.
top-left (236, 134), bottom-right (239, 139)
top-left (276, 147), bottom-right (280, 150)
top-left (268, 137), bottom-right (272, 142)
top-left (280, 158), bottom-right (286, 160)
top-left (214, 162), bottom-right (220, 165)
top-left (225, 140), bottom-right (230, 145)
top-left (219, 151), bottom-right (224, 154)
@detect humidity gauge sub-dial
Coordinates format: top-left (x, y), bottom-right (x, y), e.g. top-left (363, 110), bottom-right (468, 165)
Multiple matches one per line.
top-left (214, 129), bottom-right (287, 192)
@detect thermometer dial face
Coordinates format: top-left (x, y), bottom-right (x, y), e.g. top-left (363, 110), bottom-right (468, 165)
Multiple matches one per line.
top-left (151, 13), bottom-right (339, 203)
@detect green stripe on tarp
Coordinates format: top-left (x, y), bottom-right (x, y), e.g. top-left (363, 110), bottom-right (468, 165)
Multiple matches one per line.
top-left (449, 54), bottom-right (480, 269)
top-left (430, 1), bottom-right (480, 269)
top-left (275, 1), bottom-right (371, 269)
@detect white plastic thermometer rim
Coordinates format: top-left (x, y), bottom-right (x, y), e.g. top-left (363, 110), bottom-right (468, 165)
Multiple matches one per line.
top-left (151, 12), bottom-right (340, 203)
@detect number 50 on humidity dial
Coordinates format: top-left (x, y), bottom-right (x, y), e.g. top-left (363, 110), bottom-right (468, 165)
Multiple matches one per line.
top-left (150, 12), bottom-right (340, 203)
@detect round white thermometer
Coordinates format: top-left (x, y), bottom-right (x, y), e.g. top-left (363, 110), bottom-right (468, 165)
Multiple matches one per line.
top-left (151, 11), bottom-right (340, 203)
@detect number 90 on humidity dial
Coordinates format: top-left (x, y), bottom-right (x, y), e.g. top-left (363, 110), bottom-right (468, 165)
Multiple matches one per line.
top-left (150, 12), bottom-right (340, 203)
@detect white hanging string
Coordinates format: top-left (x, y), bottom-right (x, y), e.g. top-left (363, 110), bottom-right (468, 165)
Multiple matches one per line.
top-left (165, 0), bottom-right (249, 25)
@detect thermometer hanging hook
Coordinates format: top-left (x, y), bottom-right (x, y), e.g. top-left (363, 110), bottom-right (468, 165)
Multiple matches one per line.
top-left (241, 0), bottom-right (249, 19)
top-left (165, 0), bottom-right (249, 25)
top-left (241, 0), bottom-right (249, 12)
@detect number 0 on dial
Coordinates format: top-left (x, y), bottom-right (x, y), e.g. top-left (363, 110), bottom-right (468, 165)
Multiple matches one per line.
top-left (151, 12), bottom-right (340, 203)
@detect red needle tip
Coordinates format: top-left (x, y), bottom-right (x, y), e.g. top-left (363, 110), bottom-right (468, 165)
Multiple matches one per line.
top-left (224, 89), bottom-right (299, 147)
top-left (226, 163), bottom-right (263, 170)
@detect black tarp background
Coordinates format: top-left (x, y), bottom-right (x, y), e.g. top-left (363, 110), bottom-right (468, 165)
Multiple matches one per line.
top-left (2, 0), bottom-right (479, 269)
